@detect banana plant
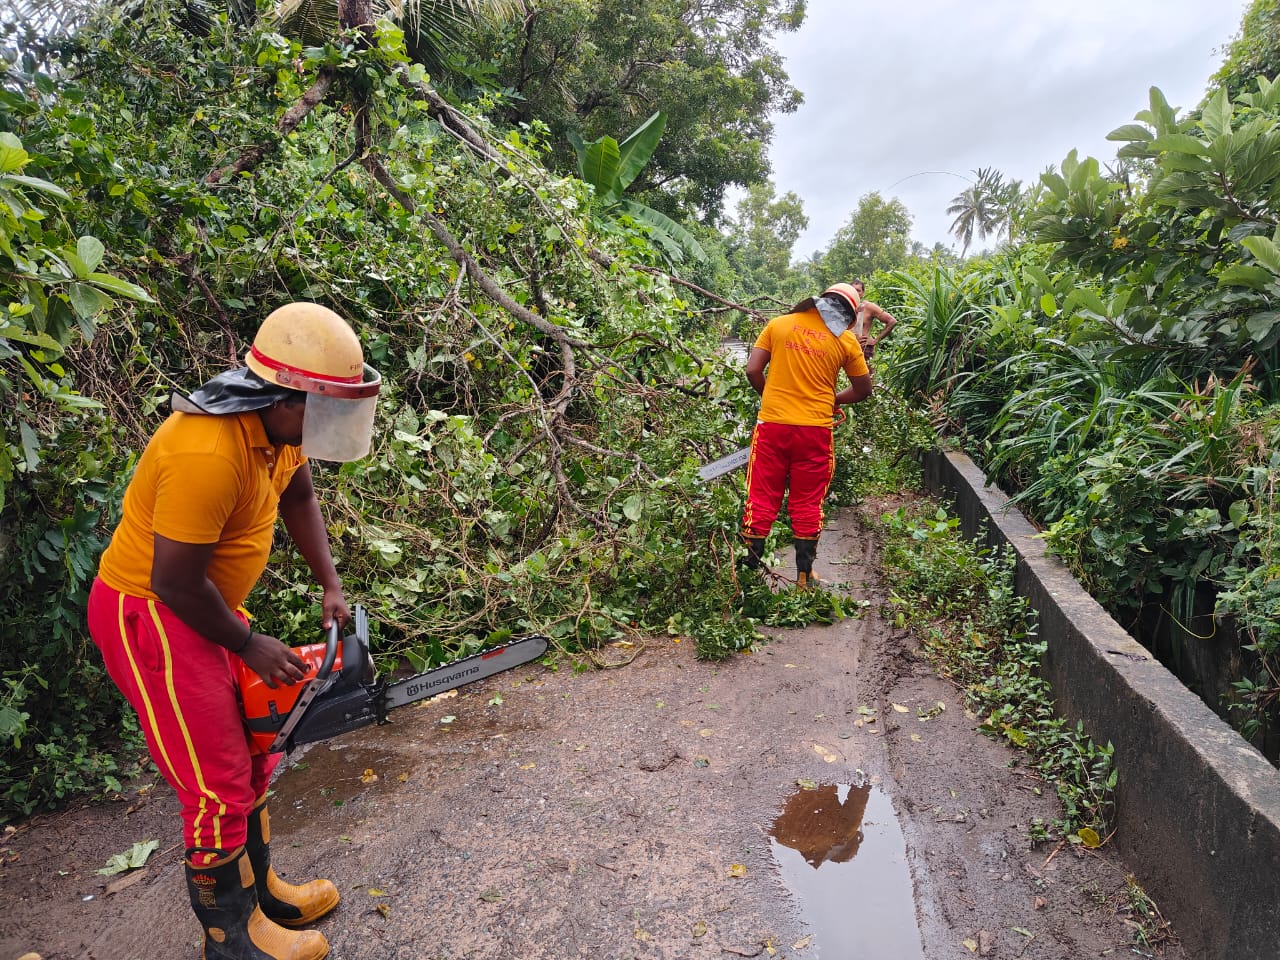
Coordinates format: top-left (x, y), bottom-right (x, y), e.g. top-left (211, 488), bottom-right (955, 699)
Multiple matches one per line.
top-left (568, 112), bottom-right (706, 264)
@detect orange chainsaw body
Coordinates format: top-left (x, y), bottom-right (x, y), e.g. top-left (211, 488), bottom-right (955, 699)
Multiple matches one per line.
top-left (238, 640), bottom-right (345, 755)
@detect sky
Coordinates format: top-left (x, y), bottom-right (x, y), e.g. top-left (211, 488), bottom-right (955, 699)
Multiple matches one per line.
top-left (763, 0), bottom-right (1252, 259)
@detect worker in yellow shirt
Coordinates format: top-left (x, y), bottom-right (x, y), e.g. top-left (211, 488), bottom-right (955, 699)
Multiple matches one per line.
top-left (87, 303), bottom-right (381, 960)
top-left (741, 283), bottom-right (873, 587)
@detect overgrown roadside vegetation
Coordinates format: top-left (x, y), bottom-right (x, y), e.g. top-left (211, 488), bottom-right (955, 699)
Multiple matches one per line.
top-left (877, 502), bottom-right (1117, 842)
top-left (3, 4), bottom-right (1277, 899)
top-left (876, 77), bottom-right (1280, 762)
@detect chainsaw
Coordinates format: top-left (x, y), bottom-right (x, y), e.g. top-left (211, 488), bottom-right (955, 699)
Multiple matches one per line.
top-left (697, 409), bottom-right (848, 482)
top-left (238, 605), bottom-right (549, 754)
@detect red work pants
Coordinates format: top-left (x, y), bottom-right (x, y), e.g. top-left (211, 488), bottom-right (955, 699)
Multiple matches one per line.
top-left (87, 578), bottom-right (278, 861)
top-left (741, 420), bottom-right (834, 540)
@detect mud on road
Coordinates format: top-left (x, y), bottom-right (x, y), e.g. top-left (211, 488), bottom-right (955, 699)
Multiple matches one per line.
top-left (0, 500), bottom-right (1185, 960)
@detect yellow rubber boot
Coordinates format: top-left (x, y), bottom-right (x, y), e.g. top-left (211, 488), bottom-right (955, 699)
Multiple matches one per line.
top-left (246, 799), bottom-right (340, 928)
top-left (185, 847), bottom-right (329, 960)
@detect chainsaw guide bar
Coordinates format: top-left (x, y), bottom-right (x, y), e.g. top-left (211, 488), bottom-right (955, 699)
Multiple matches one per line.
top-left (239, 606), bottom-right (549, 754)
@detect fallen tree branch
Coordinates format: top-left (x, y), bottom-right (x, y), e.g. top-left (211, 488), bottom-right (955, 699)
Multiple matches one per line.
top-left (204, 68), bottom-right (337, 186)
top-left (394, 64), bottom-right (505, 165)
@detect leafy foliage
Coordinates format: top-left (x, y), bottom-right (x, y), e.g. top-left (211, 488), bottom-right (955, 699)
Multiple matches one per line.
top-left (879, 502), bottom-right (1117, 838)
top-left (568, 111), bottom-right (706, 264)
top-left (471, 0), bottom-right (805, 218)
top-left (889, 79), bottom-right (1280, 757)
top-left (0, 0), bottom-right (839, 818)
top-left (945, 166), bottom-right (1022, 257)
top-left (0, 121), bottom-right (154, 816)
top-left (812, 192), bottom-right (913, 288)
top-left (720, 179), bottom-right (809, 308)
top-left (1212, 0), bottom-right (1280, 100)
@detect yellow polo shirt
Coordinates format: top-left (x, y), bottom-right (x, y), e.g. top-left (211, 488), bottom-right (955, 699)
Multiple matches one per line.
top-left (754, 308), bottom-right (869, 426)
top-left (97, 411), bottom-right (306, 609)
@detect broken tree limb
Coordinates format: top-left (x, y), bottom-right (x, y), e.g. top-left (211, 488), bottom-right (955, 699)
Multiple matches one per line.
top-left (204, 68), bottom-right (337, 186)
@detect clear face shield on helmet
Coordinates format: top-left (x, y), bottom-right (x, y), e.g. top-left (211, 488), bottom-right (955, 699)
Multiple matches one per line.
top-left (296, 363), bottom-right (382, 462)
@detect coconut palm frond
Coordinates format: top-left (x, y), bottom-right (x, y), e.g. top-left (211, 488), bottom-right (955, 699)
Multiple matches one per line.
top-left (4, 0), bottom-right (105, 36)
top-left (272, 0), bottom-right (334, 43)
top-left (269, 0), bottom-right (483, 79)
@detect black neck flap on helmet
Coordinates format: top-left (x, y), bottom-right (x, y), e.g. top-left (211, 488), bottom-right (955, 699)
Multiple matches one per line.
top-left (171, 367), bottom-right (297, 415)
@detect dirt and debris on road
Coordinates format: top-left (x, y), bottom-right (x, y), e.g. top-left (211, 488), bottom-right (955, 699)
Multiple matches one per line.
top-left (0, 499), bottom-right (1184, 960)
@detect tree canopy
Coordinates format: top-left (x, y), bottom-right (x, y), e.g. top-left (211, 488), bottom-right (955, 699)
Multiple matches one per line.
top-left (813, 191), bottom-right (913, 287)
top-left (1213, 0), bottom-right (1280, 99)
top-left (721, 179), bottom-right (808, 304)
top-left (472, 0), bottom-right (805, 220)
top-left (945, 167), bottom-right (1021, 258)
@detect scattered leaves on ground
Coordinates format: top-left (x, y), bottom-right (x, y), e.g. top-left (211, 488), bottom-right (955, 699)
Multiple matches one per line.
top-left (97, 840), bottom-right (158, 876)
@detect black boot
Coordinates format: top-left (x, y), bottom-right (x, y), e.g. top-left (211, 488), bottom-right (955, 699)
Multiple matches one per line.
top-left (246, 798), bottom-right (340, 928)
top-left (794, 537), bottom-right (823, 590)
top-left (740, 535), bottom-right (767, 571)
top-left (185, 847), bottom-right (329, 960)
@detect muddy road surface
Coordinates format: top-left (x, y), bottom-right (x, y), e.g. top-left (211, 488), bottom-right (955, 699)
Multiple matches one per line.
top-left (1, 502), bottom-right (1184, 960)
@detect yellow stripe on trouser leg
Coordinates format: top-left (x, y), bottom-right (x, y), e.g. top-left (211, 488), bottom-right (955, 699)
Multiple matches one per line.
top-left (147, 600), bottom-right (228, 852)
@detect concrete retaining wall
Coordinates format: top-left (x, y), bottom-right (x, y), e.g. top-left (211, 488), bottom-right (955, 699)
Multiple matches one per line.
top-left (922, 449), bottom-right (1280, 960)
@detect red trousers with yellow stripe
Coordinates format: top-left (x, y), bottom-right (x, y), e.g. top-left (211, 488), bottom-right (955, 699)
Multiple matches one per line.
top-left (88, 577), bottom-right (279, 861)
top-left (741, 420), bottom-right (835, 540)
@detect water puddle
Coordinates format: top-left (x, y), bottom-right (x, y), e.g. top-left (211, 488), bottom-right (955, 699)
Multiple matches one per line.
top-left (268, 741), bottom-right (409, 832)
top-left (769, 782), bottom-right (923, 958)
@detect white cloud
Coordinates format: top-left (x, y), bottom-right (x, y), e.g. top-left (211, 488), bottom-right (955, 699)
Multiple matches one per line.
top-left (764, 0), bottom-right (1250, 259)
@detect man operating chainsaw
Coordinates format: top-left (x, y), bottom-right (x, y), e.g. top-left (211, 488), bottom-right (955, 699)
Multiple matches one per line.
top-left (87, 302), bottom-right (381, 960)
top-left (741, 283), bottom-right (873, 588)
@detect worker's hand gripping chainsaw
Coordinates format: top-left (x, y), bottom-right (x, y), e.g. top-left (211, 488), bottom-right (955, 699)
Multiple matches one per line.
top-left (238, 606), bottom-right (549, 754)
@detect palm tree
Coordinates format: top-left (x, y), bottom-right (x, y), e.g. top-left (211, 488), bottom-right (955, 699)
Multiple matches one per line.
top-left (946, 166), bottom-right (1020, 257)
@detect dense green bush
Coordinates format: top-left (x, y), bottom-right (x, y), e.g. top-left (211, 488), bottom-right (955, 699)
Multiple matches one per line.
top-left (881, 81), bottom-right (1280, 756)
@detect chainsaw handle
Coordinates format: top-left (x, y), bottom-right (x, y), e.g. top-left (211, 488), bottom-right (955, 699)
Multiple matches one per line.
top-left (316, 618), bottom-right (339, 682)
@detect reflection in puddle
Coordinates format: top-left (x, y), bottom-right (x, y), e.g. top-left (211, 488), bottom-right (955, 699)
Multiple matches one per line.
top-left (770, 783), bottom-right (923, 958)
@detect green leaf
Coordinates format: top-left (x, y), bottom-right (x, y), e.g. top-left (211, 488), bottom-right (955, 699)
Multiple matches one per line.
top-left (622, 493), bottom-right (643, 522)
top-left (2, 173), bottom-right (70, 200)
top-left (1228, 500), bottom-right (1250, 529)
top-left (1149, 133), bottom-right (1208, 156)
top-left (96, 839), bottom-right (160, 875)
top-left (86, 272), bottom-right (154, 302)
top-left (1242, 235), bottom-right (1280, 274)
top-left (1038, 294), bottom-right (1057, 316)
top-left (614, 112), bottom-right (666, 194)
top-left (566, 130), bottom-right (587, 172)
top-left (68, 282), bottom-right (114, 320)
top-left (1219, 264), bottom-right (1274, 291)
top-left (1106, 123), bottom-right (1153, 143)
top-left (1244, 310), bottom-right (1280, 342)
top-left (0, 324), bottom-right (63, 351)
top-left (0, 132), bottom-right (29, 174)
top-left (617, 200), bottom-right (706, 262)
top-left (579, 136), bottom-right (621, 200)
top-left (1064, 287), bottom-right (1107, 316)
top-left (1201, 87), bottom-right (1232, 140)
top-left (19, 422), bottom-right (41, 470)
top-left (77, 236), bottom-right (105, 273)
